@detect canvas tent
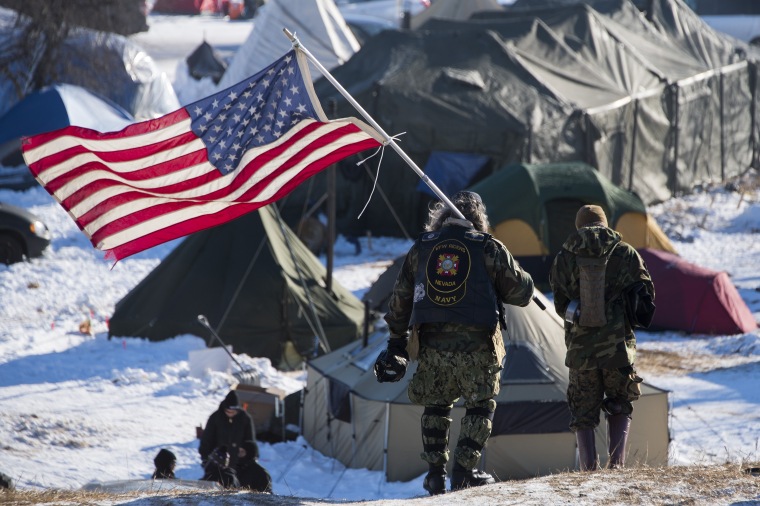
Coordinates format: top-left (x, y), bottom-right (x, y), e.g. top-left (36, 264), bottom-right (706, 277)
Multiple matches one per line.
top-left (468, 162), bottom-right (676, 285)
top-left (483, 0), bottom-right (755, 199)
top-left (309, 27), bottom-right (578, 237)
top-left (304, 291), bottom-right (670, 482)
top-left (639, 248), bottom-right (758, 334)
top-left (216, 0), bottom-right (360, 89)
top-left (108, 206), bottom-right (366, 369)
top-left (304, 0), bottom-right (755, 239)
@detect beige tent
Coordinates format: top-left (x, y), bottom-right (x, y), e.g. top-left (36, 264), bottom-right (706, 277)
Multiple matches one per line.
top-left (303, 292), bottom-right (669, 482)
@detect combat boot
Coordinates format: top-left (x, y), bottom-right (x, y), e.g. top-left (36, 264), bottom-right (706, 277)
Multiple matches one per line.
top-left (607, 414), bottom-right (631, 468)
top-left (450, 461), bottom-right (495, 491)
top-left (423, 465), bottom-right (446, 496)
top-left (575, 428), bottom-right (599, 471)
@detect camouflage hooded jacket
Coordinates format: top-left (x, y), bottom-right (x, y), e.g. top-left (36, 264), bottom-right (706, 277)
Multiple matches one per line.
top-left (549, 226), bottom-right (654, 370)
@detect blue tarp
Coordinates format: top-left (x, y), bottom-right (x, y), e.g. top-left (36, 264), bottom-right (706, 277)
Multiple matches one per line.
top-left (0, 84), bottom-right (134, 146)
top-left (416, 151), bottom-right (489, 197)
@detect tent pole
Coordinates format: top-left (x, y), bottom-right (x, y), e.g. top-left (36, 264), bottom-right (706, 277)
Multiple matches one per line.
top-left (326, 99), bottom-right (338, 294)
top-left (283, 28), bottom-right (465, 221)
top-left (382, 402), bottom-right (390, 483)
top-left (325, 382), bottom-right (336, 463)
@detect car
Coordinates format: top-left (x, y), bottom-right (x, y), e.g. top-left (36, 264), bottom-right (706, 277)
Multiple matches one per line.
top-left (0, 202), bottom-right (51, 264)
top-left (685, 0), bottom-right (760, 46)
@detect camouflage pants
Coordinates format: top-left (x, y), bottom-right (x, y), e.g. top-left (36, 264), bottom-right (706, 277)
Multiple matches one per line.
top-left (408, 347), bottom-right (501, 470)
top-left (567, 367), bottom-right (641, 431)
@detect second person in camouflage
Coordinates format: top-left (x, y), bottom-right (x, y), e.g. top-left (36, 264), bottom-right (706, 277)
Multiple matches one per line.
top-left (377, 191), bottom-right (534, 495)
top-left (549, 205), bottom-right (654, 471)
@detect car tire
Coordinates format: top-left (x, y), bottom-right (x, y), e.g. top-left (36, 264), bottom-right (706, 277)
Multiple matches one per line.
top-left (0, 233), bottom-right (24, 264)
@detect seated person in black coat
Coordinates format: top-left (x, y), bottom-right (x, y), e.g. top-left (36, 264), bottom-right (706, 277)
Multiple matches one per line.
top-left (152, 448), bottom-right (176, 479)
top-left (236, 439), bottom-right (272, 493)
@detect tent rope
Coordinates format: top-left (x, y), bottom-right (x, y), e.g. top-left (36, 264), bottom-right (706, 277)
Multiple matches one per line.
top-left (361, 159), bottom-right (412, 240)
top-left (272, 205), bottom-right (331, 355)
top-left (327, 416), bottom-right (382, 498)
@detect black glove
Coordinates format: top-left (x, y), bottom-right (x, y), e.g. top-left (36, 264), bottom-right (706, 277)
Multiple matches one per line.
top-left (374, 338), bottom-right (409, 383)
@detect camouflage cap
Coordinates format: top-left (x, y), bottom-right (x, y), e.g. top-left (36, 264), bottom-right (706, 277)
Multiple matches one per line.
top-left (575, 205), bottom-right (608, 229)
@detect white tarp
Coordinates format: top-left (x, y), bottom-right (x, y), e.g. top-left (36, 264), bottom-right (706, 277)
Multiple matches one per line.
top-left (217, 0), bottom-right (360, 89)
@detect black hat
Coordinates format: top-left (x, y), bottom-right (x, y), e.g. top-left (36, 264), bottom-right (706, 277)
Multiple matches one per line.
top-left (221, 390), bottom-right (240, 410)
top-left (240, 440), bottom-right (259, 462)
top-left (154, 448), bottom-right (176, 469)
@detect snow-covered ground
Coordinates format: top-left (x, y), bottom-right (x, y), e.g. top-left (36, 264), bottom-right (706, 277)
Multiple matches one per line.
top-left (0, 11), bottom-right (758, 504)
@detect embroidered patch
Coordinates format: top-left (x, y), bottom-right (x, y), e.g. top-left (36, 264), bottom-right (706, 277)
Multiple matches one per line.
top-left (425, 239), bottom-right (470, 306)
top-left (413, 283), bottom-right (426, 303)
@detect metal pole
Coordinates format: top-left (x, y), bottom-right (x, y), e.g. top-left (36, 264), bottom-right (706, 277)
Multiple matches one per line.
top-left (197, 314), bottom-right (247, 372)
top-left (284, 30), bottom-right (546, 311)
top-left (326, 99), bottom-right (337, 294)
top-left (283, 28), bottom-right (465, 221)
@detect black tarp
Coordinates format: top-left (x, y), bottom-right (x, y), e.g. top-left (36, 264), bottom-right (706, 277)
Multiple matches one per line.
top-left (186, 41), bottom-right (227, 84)
top-left (299, 0), bottom-right (756, 238)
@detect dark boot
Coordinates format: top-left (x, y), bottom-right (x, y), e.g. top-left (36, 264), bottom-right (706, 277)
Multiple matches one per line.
top-left (607, 414), bottom-right (631, 468)
top-left (450, 461), bottom-right (495, 491)
top-left (423, 465), bottom-right (446, 496)
top-left (575, 429), bottom-right (599, 471)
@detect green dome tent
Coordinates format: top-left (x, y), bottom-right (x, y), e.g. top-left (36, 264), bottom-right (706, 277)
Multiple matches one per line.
top-left (468, 161), bottom-right (676, 285)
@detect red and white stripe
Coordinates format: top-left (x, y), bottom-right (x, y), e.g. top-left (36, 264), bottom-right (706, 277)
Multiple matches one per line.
top-left (22, 109), bottom-right (381, 261)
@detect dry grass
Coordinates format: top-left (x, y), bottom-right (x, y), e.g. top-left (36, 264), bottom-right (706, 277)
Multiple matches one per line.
top-left (1, 464), bottom-right (758, 505)
top-left (636, 349), bottom-right (760, 376)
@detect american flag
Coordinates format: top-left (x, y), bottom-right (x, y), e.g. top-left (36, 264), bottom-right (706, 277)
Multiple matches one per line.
top-left (22, 49), bottom-right (383, 261)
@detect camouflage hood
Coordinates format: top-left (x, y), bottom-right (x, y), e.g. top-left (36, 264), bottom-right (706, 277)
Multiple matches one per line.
top-left (561, 226), bottom-right (621, 258)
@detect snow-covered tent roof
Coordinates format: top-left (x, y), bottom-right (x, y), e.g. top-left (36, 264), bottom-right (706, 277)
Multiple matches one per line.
top-left (0, 8), bottom-right (179, 121)
top-left (216, 0), bottom-right (360, 89)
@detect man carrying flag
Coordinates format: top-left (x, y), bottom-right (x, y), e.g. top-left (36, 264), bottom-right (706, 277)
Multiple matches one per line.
top-left (22, 49), bottom-right (383, 261)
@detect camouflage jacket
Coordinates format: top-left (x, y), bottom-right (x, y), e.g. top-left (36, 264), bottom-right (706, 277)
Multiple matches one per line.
top-left (549, 226), bottom-right (655, 370)
top-left (384, 219), bottom-right (535, 363)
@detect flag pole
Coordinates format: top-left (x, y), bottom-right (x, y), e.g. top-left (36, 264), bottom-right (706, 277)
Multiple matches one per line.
top-left (283, 28), bottom-right (466, 221)
top-left (284, 29), bottom-right (546, 311)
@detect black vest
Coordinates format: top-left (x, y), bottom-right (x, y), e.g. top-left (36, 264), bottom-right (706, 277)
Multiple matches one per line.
top-left (409, 226), bottom-right (499, 328)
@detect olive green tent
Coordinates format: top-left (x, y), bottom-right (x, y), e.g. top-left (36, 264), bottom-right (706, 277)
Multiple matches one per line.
top-left (303, 291), bottom-right (670, 482)
top-left (108, 206), bottom-right (365, 369)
